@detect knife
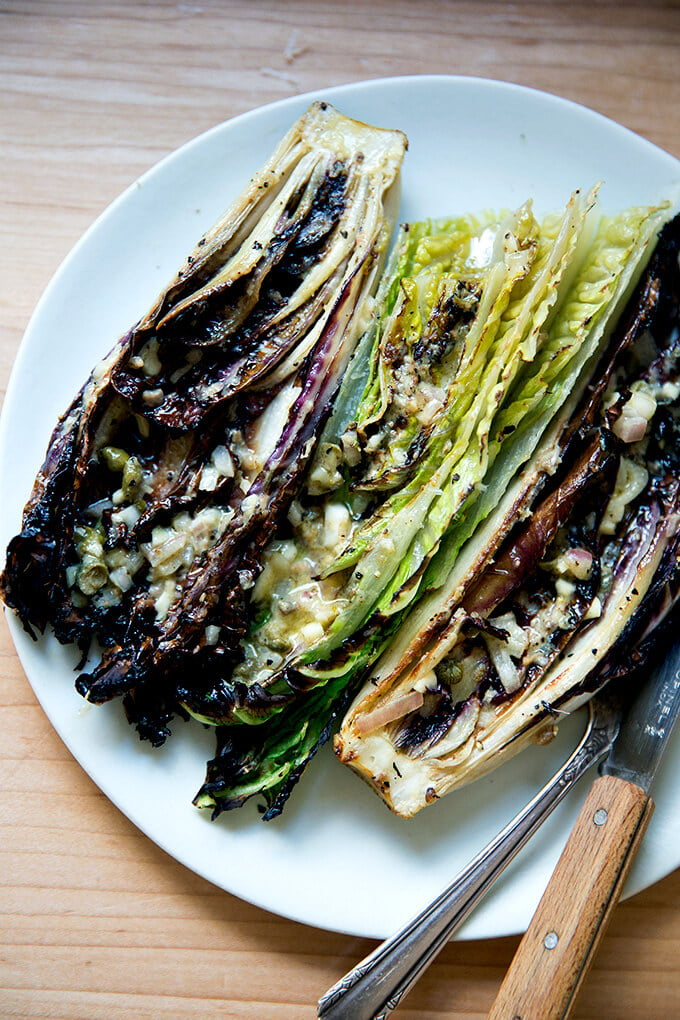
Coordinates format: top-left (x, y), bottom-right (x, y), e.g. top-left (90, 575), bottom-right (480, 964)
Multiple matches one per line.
top-left (487, 630), bottom-right (680, 1020)
top-left (316, 693), bottom-right (621, 1020)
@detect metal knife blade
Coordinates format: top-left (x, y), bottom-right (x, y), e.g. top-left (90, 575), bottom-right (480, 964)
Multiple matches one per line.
top-left (601, 630), bottom-right (680, 792)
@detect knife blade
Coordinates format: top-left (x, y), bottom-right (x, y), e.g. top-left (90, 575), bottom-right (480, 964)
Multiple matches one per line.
top-left (601, 636), bottom-right (680, 791)
top-left (488, 630), bottom-right (680, 1020)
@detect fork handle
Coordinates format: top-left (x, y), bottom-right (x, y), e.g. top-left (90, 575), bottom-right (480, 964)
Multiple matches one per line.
top-left (488, 774), bottom-right (654, 1020)
top-left (318, 707), bottom-right (611, 1020)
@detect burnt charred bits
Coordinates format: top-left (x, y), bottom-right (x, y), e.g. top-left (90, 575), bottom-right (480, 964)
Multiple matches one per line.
top-left (195, 669), bottom-right (355, 819)
top-left (0, 426), bottom-right (81, 635)
top-left (78, 575), bottom-right (251, 735)
top-left (397, 219), bottom-right (680, 751)
top-left (412, 280), bottom-right (481, 365)
top-left (112, 162), bottom-right (350, 428)
top-left (391, 436), bottom-right (612, 755)
top-left (352, 281), bottom-right (484, 491)
top-left (647, 405), bottom-right (680, 474)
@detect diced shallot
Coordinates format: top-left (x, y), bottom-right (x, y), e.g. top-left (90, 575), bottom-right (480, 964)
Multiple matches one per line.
top-left (562, 547), bottom-right (593, 579)
top-left (613, 413), bottom-right (648, 443)
top-left (613, 386), bottom-right (657, 443)
top-left (355, 690), bottom-right (424, 734)
top-left (212, 445), bottom-right (234, 478)
top-left (487, 611), bottom-right (528, 658)
top-left (109, 566), bottom-right (134, 593)
top-left (483, 632), bottom-right (523, 694)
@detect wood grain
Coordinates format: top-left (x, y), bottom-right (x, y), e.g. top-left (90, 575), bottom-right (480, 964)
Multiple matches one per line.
top-left (488, 776), bottom-right (654, 1020)
top-left (2, 3), bottom-right (680, 1018)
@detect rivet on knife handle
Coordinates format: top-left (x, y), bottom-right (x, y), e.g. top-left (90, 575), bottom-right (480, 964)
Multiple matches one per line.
top-left (317, 699), bottom-right (618, 1020)
top-left (487, 773), bottom-right (654, 1020)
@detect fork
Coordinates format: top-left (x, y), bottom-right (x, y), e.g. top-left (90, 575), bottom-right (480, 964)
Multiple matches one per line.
top-left (317, 692), bottom-right (623, 1020)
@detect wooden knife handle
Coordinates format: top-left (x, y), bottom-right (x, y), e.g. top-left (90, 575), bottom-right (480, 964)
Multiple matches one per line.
top-left (487, 774), bottom-right (654, 1020)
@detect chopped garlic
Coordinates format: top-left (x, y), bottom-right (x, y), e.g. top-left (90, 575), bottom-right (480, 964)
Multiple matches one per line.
top-left (109, 566), bottom-right (134, 593)
top-left (307, 444), bottom-right (344, 495)
top-left (487, 611), bottom-right (529, 659)
top-left (142, 388), bottom-right (164, 407)
top-left (555, 577), bottom-right (576, 599)
top-left (139, 338), bottom-right (162, 376)
top-left (152, 579), bottom-right (177, 620)
top-left (212, 445), bottom-right (234, 478)
top-left (324, 502), bottom-right (352, 549)
top-left (413, 669), bottom-right (439, 693)
top-left (658, 380), bottom-right (680, 401)
top-left (143, 506), bottom-right (233, 619)
top-left (238, 569), bottom-right (255, 590)
top-left (240, 493), bottom-right (264, 524)
top-left (483, 633), bottom-right (521, 694)
top-left (627, 386), bottom-right (657, 421)
top-left (300, 620), bottom-right (325, 644)
top-left (199, 464), bottom-right (220, 491)
top-left (613, 383), bottom-right (657, 442)
top-left (205, 625), bottom-right (221, 645)
top-left (111, 504), bottom-right (142, 529)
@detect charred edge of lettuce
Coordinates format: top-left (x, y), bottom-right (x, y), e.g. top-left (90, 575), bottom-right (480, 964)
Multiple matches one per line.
top-left (111, 163), bottom-right (352, 429)
top-left (462, 428), bottom-right (618, 618)
top-left (559, 211), bottom-right (680, 455)
top-left (190, 622), bottom-right (399, 818)
top-left (0, 395), bottom-right (88, 638)
top-left (0, 363), bottom-right (237, 648)
top-left (505, 519), bottom-right (680, 757)
top-left (196, 213), bottom-right (680, 814)
top-left (74, 509), bottom-right (271, 711)
top-left (559, 485), bottom-right (680, 705)
top-left (194, 674), bottom-right (355, 819)
top-left (73, 267), bottom-right (381, 733)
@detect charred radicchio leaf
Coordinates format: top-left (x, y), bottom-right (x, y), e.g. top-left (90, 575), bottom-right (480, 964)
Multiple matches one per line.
top-left (0, 103), bottom-right (407, 749)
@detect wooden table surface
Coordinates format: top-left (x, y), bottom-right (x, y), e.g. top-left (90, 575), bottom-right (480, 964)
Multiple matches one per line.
top-left (2, 2), bottom-right (680, 1017)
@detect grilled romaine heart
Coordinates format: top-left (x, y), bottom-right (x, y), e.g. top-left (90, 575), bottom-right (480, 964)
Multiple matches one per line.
top-left (196, 195), bottom-right (675, 820)
top-left (335, 212), bottom-right (680, 817)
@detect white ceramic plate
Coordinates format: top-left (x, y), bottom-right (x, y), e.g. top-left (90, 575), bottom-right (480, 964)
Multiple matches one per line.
top-left (2, 76), bottom-right (680, 941)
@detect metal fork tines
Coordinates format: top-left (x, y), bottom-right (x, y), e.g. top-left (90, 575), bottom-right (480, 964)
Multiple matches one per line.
top-left (317, 692), bottom-right (623, 1020)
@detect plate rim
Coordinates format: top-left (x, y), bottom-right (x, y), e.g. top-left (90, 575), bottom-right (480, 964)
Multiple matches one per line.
top-left (2, 73), bottom-right (680, 940)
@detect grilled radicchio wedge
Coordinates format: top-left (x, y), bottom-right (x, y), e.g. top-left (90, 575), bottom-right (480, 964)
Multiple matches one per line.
top-left (196, 194), bottom-right (671, 819)
top-left (336, 212), bottom-right (680, 818)
top-left (0, 103), bottom-right (407, 744)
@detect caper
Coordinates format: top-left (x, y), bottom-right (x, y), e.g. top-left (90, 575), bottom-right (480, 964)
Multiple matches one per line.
top-left (100, 446), bottom-right (130, 473)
